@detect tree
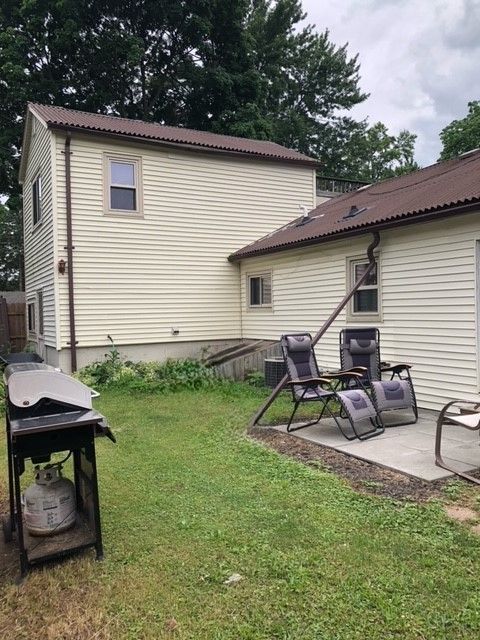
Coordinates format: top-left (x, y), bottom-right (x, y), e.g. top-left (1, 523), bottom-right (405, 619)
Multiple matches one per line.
top-left (0, 198), bottom-right (23, 289)
top-left (439, 101), bottom-right (480, 160)
top-left (245, 0), bottom-right (367, 151)
top-left (311, 119), bottom-right (418, 182)
top-left (351, 123), bottom-right (419, 182)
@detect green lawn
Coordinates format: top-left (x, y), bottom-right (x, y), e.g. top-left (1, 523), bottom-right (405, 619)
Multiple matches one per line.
top-left (1, 384), bottom-right (480, 639)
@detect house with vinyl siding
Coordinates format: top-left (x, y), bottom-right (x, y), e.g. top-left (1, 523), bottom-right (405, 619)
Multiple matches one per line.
top-left (230, 150), bottom-right (480, 411)
top-left (19, 103), bottom-right (480, 410)
top-left (19, 103), bottom-right (319, 372)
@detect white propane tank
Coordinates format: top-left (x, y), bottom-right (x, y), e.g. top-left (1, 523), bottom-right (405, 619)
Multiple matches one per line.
top-left (23, 465), bottom-right (76, 536)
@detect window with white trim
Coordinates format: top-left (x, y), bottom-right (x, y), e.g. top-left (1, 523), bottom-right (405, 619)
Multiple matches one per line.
top-left (348, 258), bottom-right (380, 317)
top-left (105, 155), bottom-right (142, 214)
top-left (248, 273), bottom-right (272, 308)
top-left (32, 175), bottom-right (42, 226)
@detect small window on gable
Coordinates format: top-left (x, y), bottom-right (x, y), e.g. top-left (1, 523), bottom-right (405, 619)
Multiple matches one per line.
top-left (27, 301), bottom-right (36, 334)
top-left (348, 257), bottom-right (381, 319)
top-left (105, 155), bottom-right (142, 214)
top-left (248, 273), bottom-right (272, 308)
top-left (32, 176), bottom-right (42, 226)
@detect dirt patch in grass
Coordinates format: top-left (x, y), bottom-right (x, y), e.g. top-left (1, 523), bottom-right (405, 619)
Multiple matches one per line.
top-left (250, 426), bottom-right (449, 502)
top-left (444, 505), bottom-right (478, 522)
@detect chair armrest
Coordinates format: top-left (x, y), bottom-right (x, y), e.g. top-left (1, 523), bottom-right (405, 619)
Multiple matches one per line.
top-left (381, 363), bottom-right (412, 374)
top-left (323, 370), bottom-right (363, 380)
top-left (347, 366), bottom-right (368, 375)
top-left (285, 377), bottom-right (332, 387)
top-left (323, 367), bottom-right (366, 376)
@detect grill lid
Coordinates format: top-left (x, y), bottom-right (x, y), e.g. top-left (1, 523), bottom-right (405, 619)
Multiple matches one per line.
top-left (4, 363), bottom-right (93, 410)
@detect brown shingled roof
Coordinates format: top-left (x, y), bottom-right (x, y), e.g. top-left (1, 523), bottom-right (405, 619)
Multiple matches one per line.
top-left (230, 149), bottom-right (480, 261)
top-left (29, 103), bottom-right (318, 166)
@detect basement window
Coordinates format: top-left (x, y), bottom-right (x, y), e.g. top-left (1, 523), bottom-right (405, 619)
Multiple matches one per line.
top-left (347, 257), bottom-right (381, 320)
top-left (248, 273), bottom-right (272, 308)
top-left (105, 154), bottom-right (142, 215)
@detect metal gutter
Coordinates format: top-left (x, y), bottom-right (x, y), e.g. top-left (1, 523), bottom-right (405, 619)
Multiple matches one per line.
top-left (64, 133), bottom-right (77, 372)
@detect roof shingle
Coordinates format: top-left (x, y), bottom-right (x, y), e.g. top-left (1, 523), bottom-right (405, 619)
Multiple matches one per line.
top-left (230, 149), bottom-right (480, 260)
top-left (29, 103), bottom-right (318, 166)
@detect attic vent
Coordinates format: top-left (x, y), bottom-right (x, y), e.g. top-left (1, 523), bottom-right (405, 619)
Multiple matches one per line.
top-left (295, 204), bottom-right (313, 227)
top-left (295, 216), bottom-right (313, 227)
top-left (344, 204), bottom-right (367, 219)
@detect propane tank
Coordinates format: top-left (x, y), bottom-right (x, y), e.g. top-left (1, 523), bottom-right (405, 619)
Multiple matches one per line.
top-left (23, 464), bottom-right (76, 536)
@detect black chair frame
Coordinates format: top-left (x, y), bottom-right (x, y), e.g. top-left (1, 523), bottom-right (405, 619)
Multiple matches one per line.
top-left (281, 334), bottom-right (384, 441)
top-left (339, 327), bottom-right (418, 428)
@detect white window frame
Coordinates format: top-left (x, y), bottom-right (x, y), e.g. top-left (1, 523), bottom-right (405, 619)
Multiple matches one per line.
top-left (346, 254), bottom-right (382, 322)
top-left (103, 153), bottom-right (143, 216)
top-left (247, 272), bottom-right (272, 309)
top-left (32, 174), bottom-right (42, 227)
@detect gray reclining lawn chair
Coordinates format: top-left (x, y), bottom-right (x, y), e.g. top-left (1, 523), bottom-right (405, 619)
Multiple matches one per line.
top-left (281, 333), bottom-right (384, 440)
top-left (339, 327), bottom-right (417, 427)
top-left (435, 400), bottom-right (480, 485)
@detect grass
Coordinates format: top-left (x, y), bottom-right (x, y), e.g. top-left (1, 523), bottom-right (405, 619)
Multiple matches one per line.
top-left (1, 383), bottom-right (480, 639)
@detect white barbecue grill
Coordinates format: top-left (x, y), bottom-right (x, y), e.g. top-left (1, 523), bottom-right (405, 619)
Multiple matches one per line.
top-left (2, 362), bottom-right (115, 577)
top-left (5, 363), bottom-right (93, 410)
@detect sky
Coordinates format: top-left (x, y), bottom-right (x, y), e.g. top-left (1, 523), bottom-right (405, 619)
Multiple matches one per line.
top-left (302, 0), bottom-right (480, 167)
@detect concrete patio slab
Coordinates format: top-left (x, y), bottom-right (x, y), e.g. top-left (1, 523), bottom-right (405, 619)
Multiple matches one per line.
top-left (272, 410), bottom-right (480, 481)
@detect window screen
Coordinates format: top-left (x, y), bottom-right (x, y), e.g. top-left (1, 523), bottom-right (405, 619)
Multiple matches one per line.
top-left (109, 160), bottom-right (137, 211)
top-left (351, 260), bottom-right (379, 315)
top-left (248, 273), bottom-right (272, 307)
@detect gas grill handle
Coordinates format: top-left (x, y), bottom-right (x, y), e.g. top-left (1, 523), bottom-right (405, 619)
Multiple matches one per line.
top-left (96, 419), bottom-right (116, 443)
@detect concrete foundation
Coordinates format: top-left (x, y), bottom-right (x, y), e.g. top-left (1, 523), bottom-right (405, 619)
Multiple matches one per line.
top-left (44, 339), bottom-right (242, 373)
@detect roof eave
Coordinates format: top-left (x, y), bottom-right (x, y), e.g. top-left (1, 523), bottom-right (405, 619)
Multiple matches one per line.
top-left (18, 105), bottom-right (50, 184)
top-left (46, 123), bottom-right (321, 168)
top-left (228, 200), bottom-right (480, 261)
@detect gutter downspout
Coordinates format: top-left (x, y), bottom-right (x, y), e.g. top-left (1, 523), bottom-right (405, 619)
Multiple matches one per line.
top-left (64, 133), bottom-right (77, 372)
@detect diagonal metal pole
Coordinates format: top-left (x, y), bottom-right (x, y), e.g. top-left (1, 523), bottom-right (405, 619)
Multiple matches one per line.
top-left (250, 231), bottom-right (381, 428)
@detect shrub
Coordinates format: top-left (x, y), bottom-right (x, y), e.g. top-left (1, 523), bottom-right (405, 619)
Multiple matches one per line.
top-left (75, 342), bottom-right (219, 393)
top-left (244, 370), bottom-right (266, 387)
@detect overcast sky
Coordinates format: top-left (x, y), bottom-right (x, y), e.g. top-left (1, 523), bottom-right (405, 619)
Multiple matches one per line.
top-left (302, 0), bottom-right (480, 166)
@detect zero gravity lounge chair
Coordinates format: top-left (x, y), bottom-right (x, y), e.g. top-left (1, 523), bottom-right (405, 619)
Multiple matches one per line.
top-left (281, 333), bottom-right (384, 440)
top-left (339, 327), bottom-right (418, 427)
top-left (435, 400), bottom-right (480, 485)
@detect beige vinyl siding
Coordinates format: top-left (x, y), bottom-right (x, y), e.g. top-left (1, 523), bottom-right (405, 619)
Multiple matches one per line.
top-left (23, 116), bottom-right (56, 347)
top-left (239, 213), bottom-right (480, 410)
top-left (54, 134), bottom-right (315, 349)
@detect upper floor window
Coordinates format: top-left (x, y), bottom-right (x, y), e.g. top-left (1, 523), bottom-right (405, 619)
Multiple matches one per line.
top-left (248, 272), bottom-right (272, 308)
top-left (105, 155), bottom-right (142, 215)
top-left (348, 257), bottom-right (381, 319)
top-left (32, 175), bottom-right (42, 226)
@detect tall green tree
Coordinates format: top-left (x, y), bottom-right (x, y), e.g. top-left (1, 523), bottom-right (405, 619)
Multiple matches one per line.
top-left (245, 0), bottom-right (367, 150)
top-left (439, 101), bottom-right (480, 160)
top-left (0, 198), bottom-right (23, 289)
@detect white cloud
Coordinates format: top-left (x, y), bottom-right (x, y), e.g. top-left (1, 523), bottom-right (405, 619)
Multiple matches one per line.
top-left (302, 0), bottom-right (480, 165)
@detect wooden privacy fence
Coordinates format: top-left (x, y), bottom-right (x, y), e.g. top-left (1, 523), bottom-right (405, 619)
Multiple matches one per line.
top-left (0, 296), bottom-right (27, 354)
